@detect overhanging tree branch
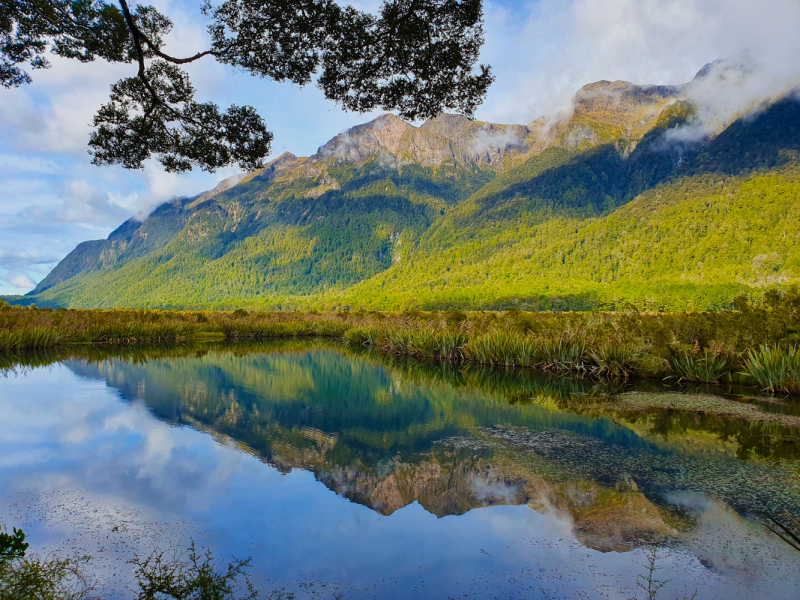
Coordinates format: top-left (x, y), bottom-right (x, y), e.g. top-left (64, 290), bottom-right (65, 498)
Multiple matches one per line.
top-left (2, 0), bottom-right (493, 172)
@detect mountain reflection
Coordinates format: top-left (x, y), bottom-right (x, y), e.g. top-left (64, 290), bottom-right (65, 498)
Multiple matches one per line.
top-left (15, 339), bottom-right (792, 554)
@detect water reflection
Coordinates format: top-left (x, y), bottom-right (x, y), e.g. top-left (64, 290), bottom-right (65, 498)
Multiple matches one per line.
top-left (1, 341), bottom-right (799, 599)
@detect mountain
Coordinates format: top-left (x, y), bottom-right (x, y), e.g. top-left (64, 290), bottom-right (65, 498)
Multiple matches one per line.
top-left (21, 63), bottom-right (800, 310)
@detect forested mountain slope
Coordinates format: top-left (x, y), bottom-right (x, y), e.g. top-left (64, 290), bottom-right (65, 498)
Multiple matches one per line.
top-left (20, 65), bottom-right (800, 311)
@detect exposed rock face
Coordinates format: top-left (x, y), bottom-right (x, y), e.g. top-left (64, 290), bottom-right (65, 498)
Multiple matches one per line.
top-left (530, 80), bottom-right (687, 153)
top-left (311, 114), bottom-right (469, 169)
top-left (266, 77), bottom-right (691, 179)
top-left (240, 151), bottom-right (306, 185)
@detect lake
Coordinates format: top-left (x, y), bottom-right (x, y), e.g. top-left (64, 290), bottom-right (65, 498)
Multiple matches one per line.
top-left (1, 340), bottom-right (798, 599)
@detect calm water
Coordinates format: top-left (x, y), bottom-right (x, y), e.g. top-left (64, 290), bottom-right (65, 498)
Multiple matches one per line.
top-left (1, 341), bottom-right (799, 599)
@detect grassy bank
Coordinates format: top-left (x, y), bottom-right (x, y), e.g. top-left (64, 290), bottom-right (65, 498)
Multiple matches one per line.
top-left (2, 288), bottom-right (800, 395)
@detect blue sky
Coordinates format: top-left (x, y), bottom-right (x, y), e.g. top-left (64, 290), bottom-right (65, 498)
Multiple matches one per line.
top-left (1, 0), bottom-right (799, 294)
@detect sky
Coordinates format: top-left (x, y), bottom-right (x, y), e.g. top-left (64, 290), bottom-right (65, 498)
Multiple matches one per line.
top-left (1, 0), bottom-right (800, 294)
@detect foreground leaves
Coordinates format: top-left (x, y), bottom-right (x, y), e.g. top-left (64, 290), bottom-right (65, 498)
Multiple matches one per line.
top-left (2, 0), bottom-right (492, 171)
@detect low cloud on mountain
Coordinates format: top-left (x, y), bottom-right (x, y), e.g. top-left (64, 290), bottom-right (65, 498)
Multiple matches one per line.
top-left (481, 0), bottom-right (800, 128)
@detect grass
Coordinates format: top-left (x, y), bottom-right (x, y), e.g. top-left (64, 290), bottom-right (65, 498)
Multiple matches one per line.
top-left (3, 295), bottom-right (800, 396)
top-left (0, 327), bottom-right (66, 351)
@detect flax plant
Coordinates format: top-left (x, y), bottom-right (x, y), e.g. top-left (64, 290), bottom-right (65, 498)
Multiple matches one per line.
top-left (742, 345), bottom-right (800, 394)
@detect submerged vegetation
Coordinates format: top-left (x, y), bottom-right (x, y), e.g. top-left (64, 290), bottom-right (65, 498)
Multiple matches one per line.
top-left (3, 286), bottom-right (800, 396)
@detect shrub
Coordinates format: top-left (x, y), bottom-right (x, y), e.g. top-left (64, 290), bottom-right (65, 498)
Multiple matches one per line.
top-left (742, 345), bottom-right (800, 394)
top-left (0, 526), bottom-right (94, 600)
top-left (589, 342), bottom-right (640, 378)
top-left (667, 350), bottom-right (731, 384)
top-left (130, 542), bottom-right (257, 600)
top-left (541, 336), bottom-right (588, 371)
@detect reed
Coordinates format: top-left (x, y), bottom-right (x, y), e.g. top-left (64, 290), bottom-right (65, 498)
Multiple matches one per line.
top-left (741, 345), bottom-right (800, 394)
top-left (224, 321), bottom-right (312, 338)
top-left (373, 329), bottom-right (467, 360)
top-left (2, 304), bottom-right (800, 396)
top-left (343, 326), bottom-right (374, 346)
top-left (667, 350), bottom-right (731, 384)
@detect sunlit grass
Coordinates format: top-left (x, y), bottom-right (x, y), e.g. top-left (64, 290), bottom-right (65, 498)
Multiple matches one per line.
top-left (3, 301), bottom-right (800, 395)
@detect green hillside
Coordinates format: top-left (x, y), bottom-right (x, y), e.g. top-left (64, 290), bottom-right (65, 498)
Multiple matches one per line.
top-left (19, 74), bottom-right (800, 311)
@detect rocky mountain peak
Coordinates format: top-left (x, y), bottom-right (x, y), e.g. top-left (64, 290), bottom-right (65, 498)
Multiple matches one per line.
top-left (313, 114), bottom-right (418, 163)
top-left (240, 151), bottom-right (302, 184)
top-left (420, 113), bottom-right (475, 138)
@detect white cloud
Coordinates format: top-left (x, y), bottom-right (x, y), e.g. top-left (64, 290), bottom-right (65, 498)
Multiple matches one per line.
top-left (0, 154), bottom-right (61, 174)
top-left (8, 274), bottom-right (36, 290)
top-left (19, 179), bottom-right (133, 227)
top-left (470, 126), bottom-right (525, 155)
top-left (477, 0), bottom-right (800, 125)
top-left (0, 249), bottom-right (60, 269)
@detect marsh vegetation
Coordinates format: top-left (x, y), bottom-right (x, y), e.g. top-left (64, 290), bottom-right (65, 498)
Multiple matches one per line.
top-left (2, 287), bottom-right (800, 396)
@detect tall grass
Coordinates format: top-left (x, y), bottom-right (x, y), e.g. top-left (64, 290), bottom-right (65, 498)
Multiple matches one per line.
top-left (3, 304), bottom-right (800, 396)
top-left (224, 320), bottom-right (350, 339)
top-left (742, 345), bottom-right (800, 394)
top-left (588, 343), bottom-right (639, 378)
top-left (0, 327), bottom-right (66, 351)
top-left (375, 329), bottom-right (468, 360)
top-left (84, 323), bottom-right (196, 344)
top-left (667, 350), bottom-right (731, 384)
top-left (463, 332), bottom-right (536, 367)
top-left (541, 336), bottom-right (588, 371)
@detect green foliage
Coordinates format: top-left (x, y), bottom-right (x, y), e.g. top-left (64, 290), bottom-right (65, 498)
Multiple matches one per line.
top-left (540, 335), bottom-right (588, 371)
top-left (0, 527), bottom-right (28, 562)
top-left (5, 294), bottom-right (800, 395)
top-left (667, 350), bottom-right (732, 384)
top-left (130, 543), bottom-right (257, 600)
top-left (20, 97), bottom-right (800, 311)
top-left (588, 342), bottom-right (639, 378)
top-left (0, 526), bottom-right (93, 600)
top-left (463, 331), bottom-right (538, 367)
top-left (0, 327), bottom-right (66, 351)
top-left (0, 527), bottom-right (264, 600)
top-left (742, 345), bottom-right (800, 394)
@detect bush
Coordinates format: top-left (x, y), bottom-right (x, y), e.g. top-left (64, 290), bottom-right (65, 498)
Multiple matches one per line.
top-left (589, 342), bottom-right (640, 378)
top-left (742, 345), bottom-right (800, 394)
top-left (130, 542), bottom-right (258, 600)
top-left (0, 527), bottom-right (266, 600)
top-left (667, 350), bottom-right (731, 384)
top-left (0, 526), bottom-right (94, 600)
